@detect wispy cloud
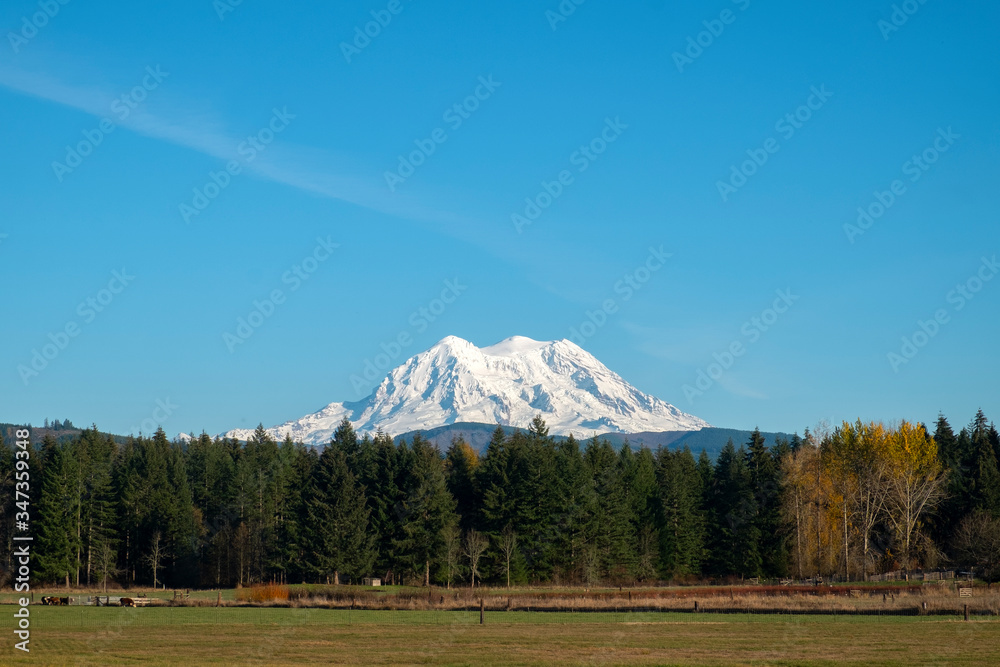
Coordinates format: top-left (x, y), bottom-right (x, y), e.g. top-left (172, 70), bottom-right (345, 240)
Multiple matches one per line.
top-left (0, 62), bottom-right (484, 231)
top-left (715, 375), bottom-right (769, 401)
top-left (623, 321), bottom-right (734, 363)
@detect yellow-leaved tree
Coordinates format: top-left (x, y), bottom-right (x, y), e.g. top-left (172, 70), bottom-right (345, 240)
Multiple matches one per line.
top-left (824, 421), bottom-right (891, 581)
top-left (782, 431), bottom-right (837, 579)
top-left (883, 421), bottom-right (945, 571)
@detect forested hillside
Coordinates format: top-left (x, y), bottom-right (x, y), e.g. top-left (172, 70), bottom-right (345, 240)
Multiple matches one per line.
top-left (1, 411), bottom-right (998, 590)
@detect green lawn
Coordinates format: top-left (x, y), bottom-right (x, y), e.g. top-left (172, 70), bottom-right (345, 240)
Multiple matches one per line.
top-left (2, 607), bottom-right (998, 665)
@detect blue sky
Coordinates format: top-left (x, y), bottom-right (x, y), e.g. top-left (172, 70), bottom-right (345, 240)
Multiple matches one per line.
top-left (1, 0), bottom-right (997, 438)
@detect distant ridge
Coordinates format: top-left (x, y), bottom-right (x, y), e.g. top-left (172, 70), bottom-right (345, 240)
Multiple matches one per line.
top-left (393, 422), bottom-right (794, 459)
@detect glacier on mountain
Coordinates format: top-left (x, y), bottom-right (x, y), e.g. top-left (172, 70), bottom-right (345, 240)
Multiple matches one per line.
top-left (223, 335), bottom-right (709, 445)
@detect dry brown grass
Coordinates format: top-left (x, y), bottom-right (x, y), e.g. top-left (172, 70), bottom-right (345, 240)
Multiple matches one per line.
top-left (5, 606), bottom-right (999, 665)
top-left (193, 583), bottom-right (1000, 617)
top-left (235, 584), bottom-right (290, 603)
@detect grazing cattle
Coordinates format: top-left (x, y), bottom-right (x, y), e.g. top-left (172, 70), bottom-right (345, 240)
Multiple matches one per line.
top-left (41, 596), bottom-right (70, 606)
top-left (120, 597), bottom-right (136, 607)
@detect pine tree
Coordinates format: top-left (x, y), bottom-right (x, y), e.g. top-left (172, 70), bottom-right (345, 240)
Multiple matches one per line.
top-left (279, 439), bottom-right (316, 583)
top-left (971, 430), bottom-right (1000, 518)
top-left (656, 447), bottom-right (706, 579)
top-left (622, 445), bottom-right (658, 580)
top-left (307, 444), bottom-right (374, 584)
top-left (549, 433), bottom-right (596, 583)
top-left (961, 411), bottom-right (1000, 519)
top-left (585, 438), bottom-right (634, 581)
top-left (76, 427), bottom-right (117, 587)
top-left (35, 437), bottom-right (77, 586)
top-left (0, 433), bottom-right (14, 577)
top-left (115, 437), bottom-right (144, 585)
top-left (356, 431), bottom-right (405, 583)
top-left (394, 435), bottom-right (458, 585)
top-left (165, 442), bottom-right (199, 586)
top-left (330, 418), bottom-right (360, 470)
top-left (510, 425), bottom-right (559, 581)
top-left (445, 437), bottom-right (479, 531)
top-left (268, 435), bottom-right (307, 583)
top-left (478, 427), bottom-right (515, 534)
top-left (745, 429), bottom-right (787, 577)
top-left (708, 440), bottom-right (761, 578)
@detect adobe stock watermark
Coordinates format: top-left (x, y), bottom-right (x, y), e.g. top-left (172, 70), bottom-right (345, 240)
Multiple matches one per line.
top-left (223, 236), bottom-right (339, 352)
top-left (52, 65), bottom-right (169, 182)
top-left (887, 255), bottom-right (997, 373)
top-left (717, 85), bottom-right (833, 202)
top-left (682, 288), bottom-right (799, 402)
top-left (350, 278), bottom-right (468, 396)
top-left (384, 75), bottom-right (501, 192)
top-left (17, 269), bottom-right (136, 386)
top-left (843, 126), bottom-right (959, 244)
top-left (511, 116), bottom-right (628, 233)
top-left (179, 107), bottom-right (295, 224)
top-left (213, 0), bottom-right (245, 21)
top-left (545, 0), bottom-right (588, 31)
top-left (673, 0), bottom-right (751, 73)
top-left (340, 0), bottom-right (415, 63)
top-left (130, 398), bottom-right (180, 436)
top-left (568, 246), bottom-right (672, 346)
top-left (7, 0), bottom-right (71, 54)
top-left (878, 0), bottom-right (931, 40)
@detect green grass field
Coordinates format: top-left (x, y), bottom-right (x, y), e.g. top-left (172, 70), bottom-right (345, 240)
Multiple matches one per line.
top-left (3, 607), bottom-right (998, 665)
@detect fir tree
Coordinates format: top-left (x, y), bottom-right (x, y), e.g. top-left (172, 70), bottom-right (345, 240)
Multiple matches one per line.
top-left (549, 433), bottom-right (596, 583)
top-left (709, 440), bottom-right (761, 578)
top-left (444, 436), bottom-right (479, 531)
top-left (657, 447), bottom-right (706, 579)
top-left (394, 435), bottom-right (458, 585)
top-left (307, 445), bottom-right (374, 584)
top-left (35, 437), bottom-right (77, 587)
top-left (585, 438), bottom-right (634, 580)
top-left (357, 431), bottom-right (405, 583)
top-left (745, 428), bottom-right (787, 577)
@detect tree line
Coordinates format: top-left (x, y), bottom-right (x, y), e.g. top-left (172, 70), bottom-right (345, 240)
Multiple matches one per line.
top-left (1, 410), bottom-right (998, 590)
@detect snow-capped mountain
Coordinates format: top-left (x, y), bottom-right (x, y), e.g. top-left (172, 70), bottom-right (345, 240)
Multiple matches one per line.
top-left (223, 335), bottom-right (709, 445)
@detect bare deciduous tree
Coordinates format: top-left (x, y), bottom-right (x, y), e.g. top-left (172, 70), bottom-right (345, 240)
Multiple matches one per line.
top-left (463, 529), bottom-right (488, 589)
top-left (953, 511), bottom-right (1000, 582)
top-left (442, 523), bottom-right (462, 589)
top-left (635, 524), bottom-right (658, 582)
top-left (94, 542), bottom-right (119, 593)
top-left (145, 531), bottom-right (166, 589)
top-left (235, 522), bottom-right (251, 587)
top-left (497, 526), bottom-right (517, 589)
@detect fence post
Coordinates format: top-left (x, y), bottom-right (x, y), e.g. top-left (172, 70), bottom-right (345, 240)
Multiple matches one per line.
top-left (480, 598), bottom-right (485, 625)
top-left (964, 604), bottom-right (969, 622)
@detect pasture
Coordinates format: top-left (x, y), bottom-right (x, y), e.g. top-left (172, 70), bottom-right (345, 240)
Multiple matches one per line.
top-left (3, 606), bottom-right (998, 665)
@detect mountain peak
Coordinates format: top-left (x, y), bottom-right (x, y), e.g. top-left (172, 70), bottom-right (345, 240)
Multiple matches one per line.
top-left (433, 334), bottom-right (475, 348)
top-left (224, 335), bottom-right (709, 444)
top-left (481, 335), bottom-right (550, 356)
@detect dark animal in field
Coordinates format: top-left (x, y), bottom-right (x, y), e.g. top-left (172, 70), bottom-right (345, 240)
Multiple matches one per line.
top-left (41, 596), bottom-right (69, 606)
top-left (120, 597), bottom-right (136, 607)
